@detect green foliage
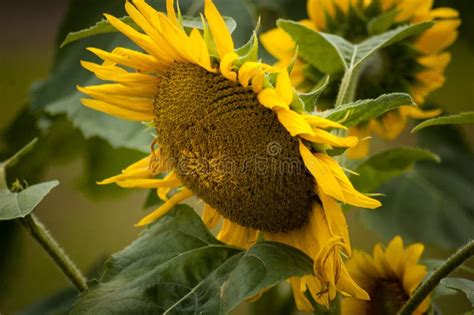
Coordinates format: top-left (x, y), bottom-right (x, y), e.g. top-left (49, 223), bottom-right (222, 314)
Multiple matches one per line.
top-left (440, 278), bottom-right (474, 307)
top-left (0, 140), bottom-right (59, 221)
top-left (361, 126), bottom-right (474, 248)
top-left (0, 181), bottom-right (59, 221)
top-left (299, 75), bottom-right (329, 112)
top-left (277, 20), bottom-right (346, 74)
top-left (278, 20), bottom-right (432, 74)
top-left (412, 112), bottom-right (474, 133)
top-left (71, 206), bottom-right (313, 314)
top-left (367, 9), bottom-right (398, 35)
top-left (324, 93), bottom-right (414, 127)
top-left (352, 147), bottom-right (440, 193)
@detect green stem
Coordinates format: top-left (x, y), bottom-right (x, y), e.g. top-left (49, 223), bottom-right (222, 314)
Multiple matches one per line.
top-left (20, 214), bottom-right (88, 292)
top-left (398, 240), bottom-right (474, 315)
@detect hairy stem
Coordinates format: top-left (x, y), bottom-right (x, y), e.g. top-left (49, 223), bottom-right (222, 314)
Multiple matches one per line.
top-left (398, 240), bottom-right (474, 315)
top-left (20, 214), bottom-right (88, 292)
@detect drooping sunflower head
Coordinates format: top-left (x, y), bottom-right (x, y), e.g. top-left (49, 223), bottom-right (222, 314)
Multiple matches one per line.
top-left (78, 0), bottom-right (381, 310)
top-left (262, 0), bottom-right (460, 158)
top-left (341, 236), bottom-right (430, 315)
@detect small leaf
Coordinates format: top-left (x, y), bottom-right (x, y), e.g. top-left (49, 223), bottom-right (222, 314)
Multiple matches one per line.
top-left (351, 147), bottom-right (440, 193)
top-left (277, 19), bottom-right (347, 74)
top-left (324, 93), bottom-right (414, 127)
top-left (440, 278), bottom-right (474, 307)
top-left (0, 181), bottom-right (59, 221)
top-left (60, 15), bottom-right (237, 48)
top-left (367, 9), bottom-right (398, 35)
top-left (412, 112), bottom-right (474, 132)
top-left (299, 75), bottom-right (330, 112)
top-left (71, 206), bottom-right (313, 314)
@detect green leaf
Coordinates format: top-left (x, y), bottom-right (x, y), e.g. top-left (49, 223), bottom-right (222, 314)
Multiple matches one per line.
top-left (0, 181), bottom-right (59, 221)
top-left (324, 93), bottom-right (415, 127)
top-left (440, 278), bottom-right (474, 307)
top-left (71, 206), bottom-right (313, 314)
top-left (346, 22), bottom-right (433, 70)
top-left (412, 112), bottom-right (474, 133)
top-left (367, 9), bottom-right (398, 35)
top-left (60, 15), bottom-right (237, 48)
top-left (351, 147), bottom-right (440, 193)
top-left (299, 75), bottom-right (330, 112)
top-left (277, 20), bottom-right (347, 74)
top-left (361, 126), bottom-right (474, 248)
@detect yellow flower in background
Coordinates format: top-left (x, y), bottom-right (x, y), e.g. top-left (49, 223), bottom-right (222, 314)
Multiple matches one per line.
top-left (341, 236), bottom-right (430, 315)
top-left (78, 0), bottom-right (381, 310)
top-left (261, 0), bottom-right (460, 158)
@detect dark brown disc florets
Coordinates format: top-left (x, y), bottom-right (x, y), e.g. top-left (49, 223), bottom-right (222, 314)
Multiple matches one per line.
top-left (154, 62), bottom-right (315, 233)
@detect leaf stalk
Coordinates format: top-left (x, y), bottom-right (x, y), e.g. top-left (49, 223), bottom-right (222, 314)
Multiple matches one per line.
top-left (20, 214), bottom-right (88, 292)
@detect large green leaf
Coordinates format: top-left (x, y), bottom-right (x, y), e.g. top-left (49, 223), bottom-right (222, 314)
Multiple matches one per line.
top-left (351, 147), bottom-right (440, 193)
top-left (440, 278), bottom-right (474, 307)
top-left (324, 93), bottom-right (414, 127)
top-left (412, 111), bottom-right (474, 132)
top-left (361, 126), bottom-right (474, 248)
top-left (71, 206), bottom-right (313, 314)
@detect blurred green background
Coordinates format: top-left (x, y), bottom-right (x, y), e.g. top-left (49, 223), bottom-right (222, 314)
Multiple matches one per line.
top-left (0, 0), bottom-right (473, 314)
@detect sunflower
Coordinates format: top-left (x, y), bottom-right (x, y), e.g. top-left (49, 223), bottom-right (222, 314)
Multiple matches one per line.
top-left (78, 0), bottom-right (381, 310)
top-left (261, 0), bottom-right (460, 158)
top-left (341, 236), bottom-right (430, 315)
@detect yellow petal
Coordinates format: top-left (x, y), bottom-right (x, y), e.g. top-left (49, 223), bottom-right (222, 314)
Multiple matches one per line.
top-left (81, 98), bottom-right (155, 121)
top-left (135, 189), bottom-right (193, 226)
top-left (217, 219), bottom-right (258, 249)
top-left (202, 203), bottom-right (221, 229)
top-left (276, 70), bottom-right (293, 105)
top-left (301, 129), bottom-right (359, 148)
top-left (257, 88), bottom-right (289, 110)
top-left (276, 108), bottom-right (314, 137)
top-left (385, 236), bottom-right (405, 278)
top-left (166, 0), bottom-right (178, 25)
top-left (238, 62), bottom-right (261, 87)
top-left (403, 265), bottom-right (427, 294)
top-left (77, 86), bottom-right (154, 114)
top-left (314, 153), bottom-right (382, 209)
top-left (204, 0), bottom-right (234, 58)
top-left (302, 114), bottom-right (347, 130)
top-left (289, 277), bottom-right (315, 312)
top-left (189, 29), bottom-right (214, 72)
top-left (346, 126), bottom-right (371, 160)
top-left (299, 142), bottom-right (345, 202)
top-left (260, 27), bottom-right (296, 61)
top-left (220, 52), bottom-right (239, 81)
top-left (116, 177), bottom-right (181, 189)
top-left (415, 19), bottom-right (460, 54)
top-left (87, 47), bottom-right (166, 73)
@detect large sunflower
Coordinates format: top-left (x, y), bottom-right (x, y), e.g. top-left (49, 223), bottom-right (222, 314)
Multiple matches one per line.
top-left (78, 0), bottom-right (381, 310)
top-left (341, 236), bottom-right (430, 315)
top-left (261, 0), bottom-right (460, 158)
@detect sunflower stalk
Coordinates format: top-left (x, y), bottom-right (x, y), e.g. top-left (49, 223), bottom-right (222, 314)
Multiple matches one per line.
top-left (20, 213), bottom-right (88, 292)
top-left (398, 240), bottom-right (474, 315)
top-left (335, 65), bottom-right (362, 107)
